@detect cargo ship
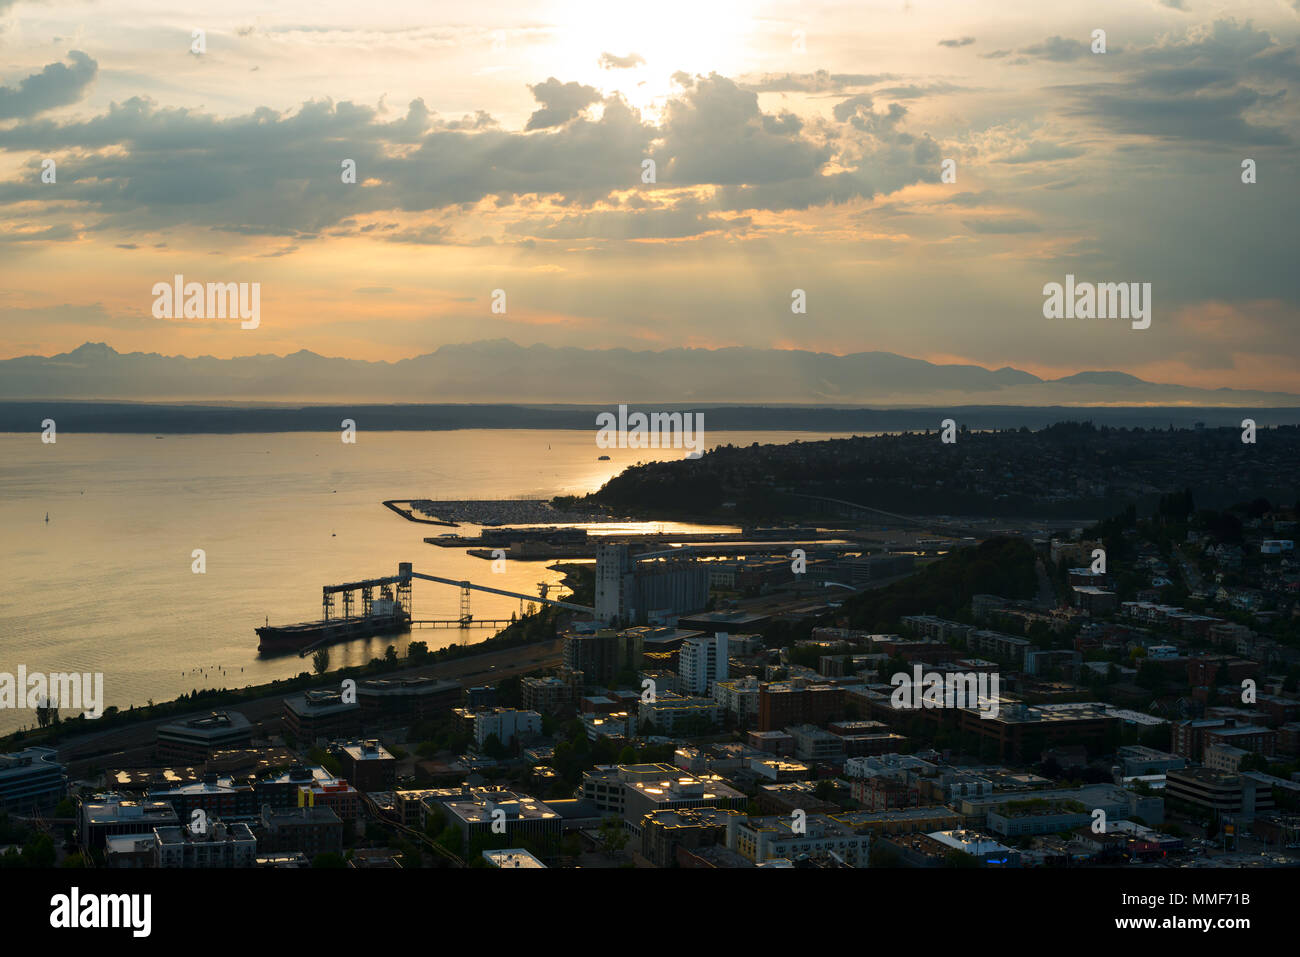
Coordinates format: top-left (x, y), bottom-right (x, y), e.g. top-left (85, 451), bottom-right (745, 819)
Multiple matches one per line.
top-left (257, 598), bottom-right (409, 657)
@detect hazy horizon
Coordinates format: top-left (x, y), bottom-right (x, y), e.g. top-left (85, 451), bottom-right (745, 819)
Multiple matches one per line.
top-left (2, 1), bottom-right (1298, 396)
top-left (5, 338), bottom-right (1300, 406)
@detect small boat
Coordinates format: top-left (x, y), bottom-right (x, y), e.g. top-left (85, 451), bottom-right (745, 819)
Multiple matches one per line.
top-left (598, 455), bottom-right (610, 461)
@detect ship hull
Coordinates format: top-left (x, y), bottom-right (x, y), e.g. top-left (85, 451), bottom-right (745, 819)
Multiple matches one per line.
top-left (256, 613), bottom-right (408, 656)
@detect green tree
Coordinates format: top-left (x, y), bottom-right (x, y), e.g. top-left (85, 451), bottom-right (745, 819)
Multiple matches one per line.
top-left (598, 817), bottom-right (628, 858)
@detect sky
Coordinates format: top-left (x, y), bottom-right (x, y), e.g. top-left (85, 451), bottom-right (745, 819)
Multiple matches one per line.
top-left (1, 0), bottom-right (1298, 394)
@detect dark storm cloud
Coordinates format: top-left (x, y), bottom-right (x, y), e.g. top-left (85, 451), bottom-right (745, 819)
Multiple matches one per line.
top-left (0, 51), bottom-right (96, 119)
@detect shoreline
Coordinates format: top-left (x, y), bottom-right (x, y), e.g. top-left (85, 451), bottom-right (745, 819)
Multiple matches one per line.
top-left (3, 629), bottom-right (564, 767)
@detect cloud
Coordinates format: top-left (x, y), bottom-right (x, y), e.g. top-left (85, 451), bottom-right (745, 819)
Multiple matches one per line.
top-left (995, 141), bottom-right (1087, 163)
top-left (833, 95), bottom-right (909, 135)
top-left (510, 205), bottom-right (750, 240)
top-left (1052, 20), bottom-right (1298, 144)
top-left (1019, 36), bottom-right (1092, 62)
top-left (0, 69), bottom-right (933, 236)
top-left (938, 37), bottom-right (975, 48)
top-left (740, 70), bottom-right (894, 93)
top-left (0, 51), bottom-right (96, 120)
top-left (524, 77), bottom-right (602, 130)
top-left (658, 73), bottom-right (832, 186)
top-left (964, 217), bottom-right (1041, 233)
top-left (0, 94), bottom-right (655, 234)
top-left (872, 82), bottom-right (970, 99)
top-left (383, 224), bottom-right (452, 245)
top-left (598, 52), bottom-right (645, 69)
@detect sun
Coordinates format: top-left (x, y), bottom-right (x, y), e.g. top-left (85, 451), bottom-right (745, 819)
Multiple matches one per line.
top-left (542, 0), bottom-right (761, 116)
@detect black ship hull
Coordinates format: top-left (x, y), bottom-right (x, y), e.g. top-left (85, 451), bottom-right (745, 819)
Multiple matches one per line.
top-left (256, 613), bottom-right (408, 657)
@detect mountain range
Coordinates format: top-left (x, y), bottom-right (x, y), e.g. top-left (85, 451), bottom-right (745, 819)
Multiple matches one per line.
top-left (2, 340), bottom-right (1297, 407)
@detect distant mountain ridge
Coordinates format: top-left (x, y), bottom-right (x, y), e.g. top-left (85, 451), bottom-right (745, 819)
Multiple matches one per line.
top-left (2, 340), bottom-right (1297, 406)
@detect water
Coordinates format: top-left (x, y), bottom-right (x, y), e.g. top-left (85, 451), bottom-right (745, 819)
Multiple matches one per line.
top-left (0, 429), bottom-right (855, 734)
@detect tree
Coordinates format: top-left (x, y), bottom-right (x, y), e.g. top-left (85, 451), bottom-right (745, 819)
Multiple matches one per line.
top-left (598, 818), bottom-right (628, 858)
top-left (312, 648), bottom-right (330, 675)
top-left (869, 843), bottom-right (902, 868)
top-left (311, 852), bottom-right (346, 868)
top-left (35, 697), bottom-right (58, 729)
top-left (944, 849), bottom-right (979, 868)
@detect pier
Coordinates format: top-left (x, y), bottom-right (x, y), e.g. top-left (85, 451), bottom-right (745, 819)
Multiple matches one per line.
top-left (409, 618), bottom-right (517, 629)
top-left (315, 562), bottom-right (592, 627)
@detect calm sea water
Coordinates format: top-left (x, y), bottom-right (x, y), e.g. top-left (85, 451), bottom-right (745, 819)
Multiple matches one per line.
top-left (0, 429), bottom-right (855, 734)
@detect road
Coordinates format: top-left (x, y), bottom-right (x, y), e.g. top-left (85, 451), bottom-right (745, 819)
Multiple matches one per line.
top-left (55, 639), bottom-right (562, 775)
top-left (1034, 558), bottom-right (1058, 610)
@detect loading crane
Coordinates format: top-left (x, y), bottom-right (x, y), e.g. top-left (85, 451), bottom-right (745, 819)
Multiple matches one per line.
top-left (318, 562), bottom-right (593, 629)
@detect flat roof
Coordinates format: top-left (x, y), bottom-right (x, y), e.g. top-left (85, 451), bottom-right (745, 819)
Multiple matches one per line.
top-left (446, 792), bottom-right (559, 824)
top-left (483, 849), bottom-right (547, 868)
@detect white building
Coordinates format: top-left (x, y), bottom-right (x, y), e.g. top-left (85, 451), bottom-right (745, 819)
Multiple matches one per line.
top-left (468, 709), bottom-right (542, 749)
top-left (679, 632), bottom-right (729, 695)
top-left (595, 542), bottom-right (634, 624)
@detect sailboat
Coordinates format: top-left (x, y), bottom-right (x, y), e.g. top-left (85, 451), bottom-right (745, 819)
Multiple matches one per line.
top-left (44, 512), bottom-right (49, 523)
